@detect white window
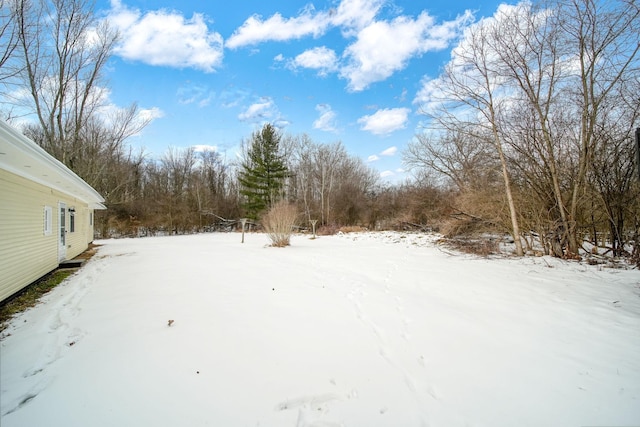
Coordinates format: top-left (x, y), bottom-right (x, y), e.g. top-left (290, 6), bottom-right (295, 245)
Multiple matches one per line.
top-left (44, 206), bottom-right (53, 235)
top-left (69, 207), bottom-right (75, 232)
top-left (89, 211), bottom-right (93, 226)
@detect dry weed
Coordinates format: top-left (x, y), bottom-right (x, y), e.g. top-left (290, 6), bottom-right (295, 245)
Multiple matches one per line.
top-left (262, 201), bottom-right (298, 247)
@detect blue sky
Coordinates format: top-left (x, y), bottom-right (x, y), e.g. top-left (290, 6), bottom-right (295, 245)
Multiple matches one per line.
top-left (95, 0), bottom-right (513, 182)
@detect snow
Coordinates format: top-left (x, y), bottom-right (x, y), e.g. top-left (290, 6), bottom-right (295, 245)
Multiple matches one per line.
top-left (1, 231), bottom-right (639, 427)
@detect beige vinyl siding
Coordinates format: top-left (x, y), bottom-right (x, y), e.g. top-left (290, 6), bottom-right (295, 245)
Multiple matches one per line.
top-left (0, 169), bottom-right (94, 302)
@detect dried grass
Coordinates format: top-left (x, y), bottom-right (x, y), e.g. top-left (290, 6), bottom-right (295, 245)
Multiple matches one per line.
top-left (338, 226), bottom-right (367, 233)
top-left (0, 270), bottom-right (74, 334)
top-left (317, 224), bottom-right (339, 236)
top-left (262, 201), bottom-right (298, 247)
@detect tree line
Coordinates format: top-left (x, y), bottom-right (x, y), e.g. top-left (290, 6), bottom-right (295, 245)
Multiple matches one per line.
top-left (406, 0), bottom-right (640, 258)
top-left (1, 0), bottom-right (639, 260)
top-left (89, 124), bottom-right (441, 238)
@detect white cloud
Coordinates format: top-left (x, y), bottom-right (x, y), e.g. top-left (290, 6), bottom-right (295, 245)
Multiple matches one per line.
top-left (380, 146), bottom-right (397, 156)
top-left (108, 3), bottom-right (223, 72)
top-left (397, 88), bottom-right (408, 102)
top-left (177, 84), bottom-right (214, 107)
top-left (238, 98), bottom-right (275, 121)
top-left (272, 119), bottom-right (291, 129)
top-left (291, 47), bottom-right (338, 76)
top-left (225, 1), bottom-right (473, 90)
top-left (313, 104), bottom-right (338, 132)
top-left (237, 98), bottom-right (289, 127)
top-left (226, 8), bottom-right (330, 49)
top-left (220, 88), bottom-right (251, 109)
top-left (368, 146), bottom-right (396, 163)
top-left (357, 108), bottom-right (410, 135)
top-left (137, 107), bottom-right (165, 122)
top-left (341, 11), bottom-right (473, 91)
top-left (192, 144), bottom-right (217, 152)
top-left (380, 170), bottom-right (395, 178)
top-left (413, 75), bottom-right (443, 111)
top-left (330, 0), bottom-right (385, 35)
top-left (226, 0), bottom-right (384, 49)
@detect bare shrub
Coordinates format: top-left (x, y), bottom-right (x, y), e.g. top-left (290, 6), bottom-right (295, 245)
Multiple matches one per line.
top-left (262, 201), bottom-right (298, 247)
top-left (439, 237), bottom-right (501, 257)
top-left (317, 224), bottom-right (339, 236)
top-left (440, 187), bottom-right (508, 238)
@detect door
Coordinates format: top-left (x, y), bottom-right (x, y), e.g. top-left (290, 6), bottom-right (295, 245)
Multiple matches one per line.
top-left (58, 202), bottom-right (66, 261)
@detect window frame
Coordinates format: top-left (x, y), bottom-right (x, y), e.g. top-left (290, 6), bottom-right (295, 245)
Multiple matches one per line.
top-left (44, 205), bottom-right (53, 235)
top-left (69, 207), bottom-right (76, 233)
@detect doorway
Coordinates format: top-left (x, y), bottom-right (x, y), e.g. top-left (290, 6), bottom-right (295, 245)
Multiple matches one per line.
top-left (58, 202), bottom-right (66, 261)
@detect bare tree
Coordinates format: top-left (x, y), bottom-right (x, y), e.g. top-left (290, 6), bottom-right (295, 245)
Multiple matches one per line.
top-left (285, 136), bottom-right (381, 228)
top-left (405, 127), bottom-right (497, 192)
top-left (327, 154), bottom-right (378, 226)
top-left (561, 0), bottom-right (640, 252)
top-left (2, 0), bottom-right (156, 238)
top-left (160, 147), bottom-right (197, 233)
top-left (412, 0), bottom-right (639, 258)
top-left (484, 2), bottom-right (572, 254)
top-left (312, 142), bottom-right (344, 225)
top-left (417, 13), bottom-right (525, 255)
top-left (0, 0), bottom-right (20, 84)
top-left (7, 0), bottom-right (150, 170)
top-left (489, 0), bottom-right (640, 254)
top-left (289, 134), bottom-right (316, 222)
top-left (196, 148), bottom-right (234, 220)
top-left (588, 82), bottom-right (640, 256)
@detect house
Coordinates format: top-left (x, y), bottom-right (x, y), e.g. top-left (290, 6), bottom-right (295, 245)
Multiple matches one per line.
top-left (0, 120), bottom-right (105, 302)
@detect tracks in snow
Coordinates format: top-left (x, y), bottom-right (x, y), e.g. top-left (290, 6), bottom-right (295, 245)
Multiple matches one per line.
top-left (345, 259), bottom-right (443, 422)
top-left (2, 257), bottom-right (108, 417)
top-left (275, 254), bottom-right (443, 427)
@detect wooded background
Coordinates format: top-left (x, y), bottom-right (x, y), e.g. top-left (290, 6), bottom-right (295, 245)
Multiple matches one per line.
top-left (1, 0), bottom-right (639, 259)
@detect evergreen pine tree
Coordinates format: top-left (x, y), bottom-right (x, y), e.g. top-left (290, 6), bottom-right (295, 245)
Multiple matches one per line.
top-left (238, 123), bottom-right (289, 219)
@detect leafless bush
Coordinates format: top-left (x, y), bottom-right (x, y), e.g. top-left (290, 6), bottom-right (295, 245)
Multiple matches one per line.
top-left (317, 224), bottom-right (340, 236)
top-left (262, 201), bottom-right (298, 247)
top-left (439, 237), bottom-right (501, 257)
top-left (439, 186), bottom-right (508, 238)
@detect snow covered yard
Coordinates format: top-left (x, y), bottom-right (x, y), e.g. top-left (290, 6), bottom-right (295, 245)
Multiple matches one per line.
top-left (1, 231), bottom-right (639, 427)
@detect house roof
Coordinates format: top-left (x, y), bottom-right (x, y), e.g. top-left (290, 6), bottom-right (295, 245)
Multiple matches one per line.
top-left (0, 120), bottom-right (106, 209)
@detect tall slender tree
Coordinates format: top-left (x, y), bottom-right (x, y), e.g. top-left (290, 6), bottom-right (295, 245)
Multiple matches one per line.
top-left (238, 123), bottom-right (289, 219)
top-left (2, 0), bottom-right (150, 196)
top-left (417, 13), bottom-right (526, 255)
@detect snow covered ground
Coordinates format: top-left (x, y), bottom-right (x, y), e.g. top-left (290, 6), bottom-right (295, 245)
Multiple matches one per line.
top-left (1, 231), bottom-right (639, 427)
